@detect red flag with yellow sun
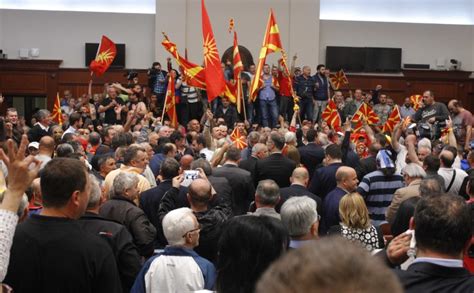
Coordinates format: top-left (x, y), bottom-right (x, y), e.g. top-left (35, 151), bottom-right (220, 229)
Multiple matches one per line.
top-left (201, 0), bottom-right (225, 102)
top-left (51, 92), bottom-right (64, 125)
top-left (230, 127), bottom-right (247, 150)
top-left (89, 35), bottom-right (116, 76)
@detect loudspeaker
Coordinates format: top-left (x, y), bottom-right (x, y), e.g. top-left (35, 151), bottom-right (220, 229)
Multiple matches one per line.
top-left (403, 63), bottom-right (430, 70)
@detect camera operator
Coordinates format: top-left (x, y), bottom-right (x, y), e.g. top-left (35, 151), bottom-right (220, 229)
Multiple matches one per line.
top-left (412, 90), bottom-right (449, 138)
top-left (147, 62), bottom-right (168, 105)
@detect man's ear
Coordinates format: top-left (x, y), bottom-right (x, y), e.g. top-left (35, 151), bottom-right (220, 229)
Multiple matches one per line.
top-left (310, 221), bottom-right (319, 238)
top-left (70, 190), bottom-right (81, 208)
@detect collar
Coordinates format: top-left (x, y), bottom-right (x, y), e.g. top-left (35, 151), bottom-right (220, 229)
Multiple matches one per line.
top-left (408, 178), bottom-right (422, 186)
top-left (223, 162), bottom-right (238, 167)
top-left (289, 239), bottom-right (313, 249)
top-left (36, 122), bottom-right (49, 131)
top-left (111, 194), bottom-right (136, 205)
top-left (412, 257), bottom-right (463, 268)
top-left (120, 164), bottom-right (144, 174)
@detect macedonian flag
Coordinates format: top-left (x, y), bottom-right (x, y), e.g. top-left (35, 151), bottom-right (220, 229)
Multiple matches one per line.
top-left (201, 0), bottom-right (225, 102)
top-left (321, 99), bottom-right (341, 131)
top-left (51, 92), bottom-right (63, 125)
top-left (230, 127), bottom-right (247, 150)
top-left (89, 35), bottom-right (116, 76)
top-left (410, 94), bottom-right (423, 111)
top-left (382, 105), bottom-right (401, 133)
top-left (164, 75), bottom-right (178, 129)
top-left (351, 103), bottom-right (380, 125)
top-left (250, 10), bottom-right (283, 101)
top-left (329, 69), bottom-right (349, 90)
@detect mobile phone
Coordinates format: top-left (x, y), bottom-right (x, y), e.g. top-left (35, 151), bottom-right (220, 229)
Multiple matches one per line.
top-left (181, 170), bottom-right (199, 187)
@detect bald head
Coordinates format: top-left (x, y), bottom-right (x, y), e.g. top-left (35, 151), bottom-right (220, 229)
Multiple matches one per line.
top-left (335, 167), bottom-right (358, 192)
top-left (187, 178), bottom-right (212, 208)
top-left (39, 136), bottom-right (55, 153)
top-left (291, 167), bottom-right (309, 186)
top-left (180, 155), bottom-right (194, 171)
top-left (440, 150), bottom-right (455, 168)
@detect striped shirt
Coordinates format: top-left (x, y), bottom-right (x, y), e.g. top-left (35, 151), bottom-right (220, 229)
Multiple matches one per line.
top-left (357, 170), bottom-right (404, 226)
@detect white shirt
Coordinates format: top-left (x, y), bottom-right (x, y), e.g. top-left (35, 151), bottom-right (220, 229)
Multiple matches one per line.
top-left (438, 167), bottom-right (468, 195)
top-left (62, 125), bottom-right (78, 139)
top-left (0, 209), bottom-right (18, 281)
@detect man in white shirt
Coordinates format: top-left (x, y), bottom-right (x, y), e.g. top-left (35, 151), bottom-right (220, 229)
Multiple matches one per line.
top-left (437, 149), bottom-right (467, 195)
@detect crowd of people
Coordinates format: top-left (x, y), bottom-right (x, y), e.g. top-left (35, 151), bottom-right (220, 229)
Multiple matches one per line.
top-left (0, 58), bottom-right (472, 292)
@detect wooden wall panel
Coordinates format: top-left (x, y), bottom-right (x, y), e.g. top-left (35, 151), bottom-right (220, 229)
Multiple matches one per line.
top-left (0, 72), bottom-right (47, 94)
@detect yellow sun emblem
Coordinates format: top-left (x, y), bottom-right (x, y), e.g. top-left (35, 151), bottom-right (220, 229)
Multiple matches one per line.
top-left (203, 34), bottom-right (219, 66)
top-left (95, 49), bottom-right (115, 63)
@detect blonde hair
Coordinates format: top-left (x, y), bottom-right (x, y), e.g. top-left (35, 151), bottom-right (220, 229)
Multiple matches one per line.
top-left (339, 192), bottom-right (371, 230)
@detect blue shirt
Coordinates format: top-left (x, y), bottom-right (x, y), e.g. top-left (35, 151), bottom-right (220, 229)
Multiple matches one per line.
top-left (154, 71), bottom-right (167, 94)
top-left (259, 75), bottom-right (276, 101)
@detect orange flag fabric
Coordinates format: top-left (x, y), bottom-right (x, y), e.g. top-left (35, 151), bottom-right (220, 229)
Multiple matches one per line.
top-left (329, 70), bottom-right (349, 90)
top-left (232, 30), bottom-right (244, 113)
top-left (351, 103), bottom-right (380, 125)
top-left (162, 34), bottom-right (206, 89)
top-left (51, 92), bottom-right (64, 125)
top-left (321, 99), bottom-right (342, 131)
top-left (164, 75), bottom-right (178, 129)
top-left (410, 94), bottom-right (423, 111)
top-left (89, 35), bottom-right (116, 76)
top-left (201, 0), bottom-right (225, 102)
top-left (250, 10), bottom-right (283, 101)
top-left (230, 127), bottom-right (247, 150)
top-left (382, 105), bottom-right (401, 133)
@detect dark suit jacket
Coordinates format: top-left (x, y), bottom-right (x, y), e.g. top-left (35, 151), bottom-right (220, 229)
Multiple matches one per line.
top-left (298, 143), bottom-right (325, 179)
top-left (356, 155), bottom-right (377, 181)
top-left (139, 180), bottom-right (172, 230)
top-left (239, 156), bottom-right (258, 186)
top-left (213, 164), bottom-right (255, 215)
top-left (27, 124), bottom-right (52, 142)
top-left (308, 162), bottom-right (343, 199)
top-left (256, 153), bottom-right (297, 188)
top-left (277, 184), bottom-right (322, 215)
top-left (395, 262), bottom-right (474, 293)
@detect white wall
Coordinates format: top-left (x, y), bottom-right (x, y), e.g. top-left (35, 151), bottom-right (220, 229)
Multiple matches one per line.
top-left (0, 9), bottom-right (155, 68)
top-left (155, 0), bottom-right (320, 69)
top-left (319, 20), bottom-right (474, 71)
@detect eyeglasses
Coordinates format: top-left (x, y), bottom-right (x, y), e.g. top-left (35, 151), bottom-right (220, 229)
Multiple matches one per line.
top-left (182, 224), bottom-right (201, 238)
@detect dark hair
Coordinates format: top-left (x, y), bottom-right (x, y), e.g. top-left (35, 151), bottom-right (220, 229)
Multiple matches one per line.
top-left (195, 134), bottom-right (207, 148)
top-left (56, 143), bottom-right (74, 157)
top-left (306, 129), bottom-right (317, 143)
top-left (191, 158), bottom-right (212, 176)
top-left (69, 112), bottom-right (82, 126)
top-left (225, 146), bottom-right (241, 162)
top-left (123, 146), bottom-right (145, 165)
top-left (88, 132), bottom-right (101, 146)
top-left (391, 197), bottom-right (421, 237)
top-left (41, 158), bottom-right (87, 208)
top-left (316, 64), bottom-right (325, 71)
top-left (216, 216), bottom-right (289, 293)
top-left (111, 133), bottom-right (129, 150)
top-left (91, 153), bottom-right (114, 172)
top-left (61, 133), bottom-right (76, 143)
top-left (162, 143), bottom-right (176, 156)
top-left (169, 131), bottom-right (184, 144)
top-left (160, 158), bottom-right (180, 179)
top-left (270, 132), bottom-right (285, 150)
top-left (420, 176), bottom-right (445, 196)
top-left (325, 144), bottom-right (342, 160)
top-left (415, 194), bottom-right (471, 256)
top-left (157, 137), bottom-right (171, 146)
top-left (256, 237), bottom-right (403, 293)
top-left (423, 154), bottom-right (440, 174)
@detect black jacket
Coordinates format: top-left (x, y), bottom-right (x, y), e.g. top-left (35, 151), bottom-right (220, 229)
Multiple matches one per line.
top-left (238, 156), bottom-right (258, 186)
top-left (27, 124), bottom-right (52, 142)
top-left (395, 262), bottom-right (474, 293)
top-left (213, 164), bottom-right (255, 215)
top-left (100, 195), bottom-right (157, 257)
top-left (278, 184), bottom-right (322, 215)
top-left (298, 143), bottom-right (325, 179)
top-left (78, 212), bottom-right (141, 292)
top-left (356, 155), bottom-right (377, 181)
top-left (308, 162), bottom-right (344, 199)
top-left (158, 187), bottom-right (232, 263)
top-left (214, 105), bottom-right (238, 130)
top-left (256, 153), bottom-right (297, 188)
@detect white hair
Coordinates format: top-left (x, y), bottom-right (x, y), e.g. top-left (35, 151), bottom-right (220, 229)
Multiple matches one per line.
top-left (87, 175), bottom-right (102, 207)
top-left (402, 163), bottom-right (427, 179)
top-left (318, 133), bottom-right (330, 147)
top-left (112, 172), bottom-right (139, 198)
top-left (280, 196), bottom-right (318, 237)
top-left (162, 207), bottom-right (196, 246)
top-left (418, 138), bottom-right (432, 150)
top-left (284, 131), bottom-right (297, 144)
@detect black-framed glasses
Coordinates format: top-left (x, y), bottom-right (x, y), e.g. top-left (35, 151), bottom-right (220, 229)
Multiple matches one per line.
top-left (182, 224), bottom-right (201, 238)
